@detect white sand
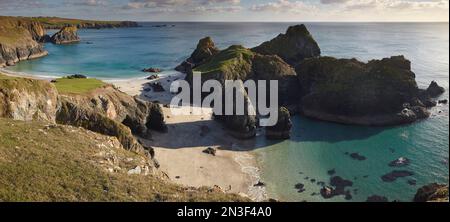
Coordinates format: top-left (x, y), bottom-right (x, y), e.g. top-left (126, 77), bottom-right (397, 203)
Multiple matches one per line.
top-left (109, 73), bottom-right (267, 201)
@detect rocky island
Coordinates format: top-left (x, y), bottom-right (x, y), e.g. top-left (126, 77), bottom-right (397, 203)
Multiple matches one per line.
top-left (176, 24), bottom-right (446, 133)
top-left (50, 26), bottom-right (80, 44)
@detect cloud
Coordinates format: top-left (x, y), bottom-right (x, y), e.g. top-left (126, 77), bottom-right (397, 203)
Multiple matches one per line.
top-left (320, 0), bottom-right (350, 4)
top-left (74, 0), bottom-right (108, 6)
top-left (122, 0), bottom-right (241, 10)
top-left (343, 0), bottom-right (449, 11)
top-left (250, 0), bottom-right (316, 13)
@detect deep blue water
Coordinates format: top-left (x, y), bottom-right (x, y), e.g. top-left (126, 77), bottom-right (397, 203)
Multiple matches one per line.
top-left (6, 22), bottom-right (449, 202)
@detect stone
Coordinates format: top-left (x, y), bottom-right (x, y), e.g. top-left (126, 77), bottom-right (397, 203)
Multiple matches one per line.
top-left (50, 26), bottom-right (80, 44)
top-left (202, 147), bottom-right (216, 156)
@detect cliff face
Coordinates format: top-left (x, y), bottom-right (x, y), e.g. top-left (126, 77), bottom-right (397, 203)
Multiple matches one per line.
top-left (0, 75), bottom-right (58, 122)
top-left (50, 26), bottom-right (80, 44)
top-left (296, 56), bottom-right (442, 126)
top-left (0, 75), bottom-right (166, 166)
top-left (32, 17), bottom-right (140, 29)
top-left (0, 17), bottom-right (48, 67)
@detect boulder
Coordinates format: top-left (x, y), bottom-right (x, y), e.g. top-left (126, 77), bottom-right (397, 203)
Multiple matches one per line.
top-left (252, 24), bottom-right (321, 66)
top-left (146, 74), bottom-right (159, 80)
top-left (414, 183), bottom-right (449, 202)
top-left (50, 26), bottom-right (80, 44)
top-left (265, 107), bottom-right (292, 140)
top-left (142, 68), bottom-right (161, 73)
top-left (202, 147), bottom-right (217, 156)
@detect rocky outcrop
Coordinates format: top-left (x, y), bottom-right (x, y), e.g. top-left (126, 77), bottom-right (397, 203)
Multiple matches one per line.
top-left (50, 26), bottom-right (80, 44)
top-left (266, 107), bottom-right (292, 140)
top-left (252, 24), bottom-right (321, 66)
top-left (0, 76), bottom-right (58, 122)
top-left (426, 81), bottom-right (445, 97)
top-left (414, 183), bottom-right (449, 202)
top-left (56, 97), bottom-right (150, 154)
top-left (58, 85), bottom-right (167, 136)
top-left (0, 16), bottom-right (48, 67)
top-left (175, 37), bottom-right (220, 73)
top-left (295, 56), bottom-right (444, 126)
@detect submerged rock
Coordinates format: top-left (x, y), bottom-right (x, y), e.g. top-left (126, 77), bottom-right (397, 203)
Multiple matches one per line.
top-left (366, 195), bottom-right (389, 202)
top-left (381, 170), bottom-right (414, 182)
top-left (252, 24), bottom-right (321, 66)
top-left (414, 183), bottom-right (449, 202)
top-left (349, 153), bottom-right (367, 161)
top-left (50, 26), bottom-right (80, 44)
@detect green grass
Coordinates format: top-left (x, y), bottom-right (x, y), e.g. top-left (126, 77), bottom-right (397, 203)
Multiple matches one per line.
top-left (53, 77), bottom-right (106, 94)
top-left (194, 45), bottom-right (254, 75)
top-left (0, 118), bottom-right (249, 202)
top-left (30, 17), bottom-right (127, 28)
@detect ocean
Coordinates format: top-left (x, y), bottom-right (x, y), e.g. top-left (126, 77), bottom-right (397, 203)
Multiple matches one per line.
top-left (6, 22), bottom-right (449, 202)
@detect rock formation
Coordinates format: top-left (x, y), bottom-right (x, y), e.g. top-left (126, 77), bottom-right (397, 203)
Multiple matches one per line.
top-left (0, 16), bottom-right (48, 67)
top-left (0, 76), bottom-right (58, 122)
top-left (252, 24), bottom-right (321, 66)
top-left (296, 56), bottom-right (443, 126)
top-left (265, 107), bottom-right (292, 140)
top-left (1, 75), bottom-right (166, 164)
top-left (50, 26), bottom-right (80, 44)
top-left (175, 36), bottom-right (220, 73)
top-left (414, 183), bottom-right (449, 202)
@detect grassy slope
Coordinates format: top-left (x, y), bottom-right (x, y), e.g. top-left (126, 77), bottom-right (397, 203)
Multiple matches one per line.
top-left (0, 17), bottom-right (32, 46)
top-left (0, 118), bottom-right (248, 202)
top-left (53, 78), bottom-right (106, 94)
top-left (31, 17), bottom-right (128, 28)
top-left (194, 45), bottom-right (254, 75)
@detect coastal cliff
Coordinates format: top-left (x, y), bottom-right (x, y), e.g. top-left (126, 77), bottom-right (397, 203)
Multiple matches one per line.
top-left (0, 16), bottom-right (48, 67)
top-left (414, 183), bottom-right (449, 202)
top-left (31, 17), bottom-right (139, 29)
top-left (0, 73), bottom-right (249, 202)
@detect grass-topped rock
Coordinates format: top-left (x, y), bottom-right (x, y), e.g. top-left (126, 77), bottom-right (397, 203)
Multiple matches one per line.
top-left (52, 76), bottom-right (105, 94)
top-left (296, 55), bottom-right (444, 126)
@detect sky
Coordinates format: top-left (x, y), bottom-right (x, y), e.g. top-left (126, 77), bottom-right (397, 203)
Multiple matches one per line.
top-left (0, 0), bottom-right (449, 22)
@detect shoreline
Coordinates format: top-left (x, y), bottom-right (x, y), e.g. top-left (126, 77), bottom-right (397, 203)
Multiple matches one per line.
top-left (112, 72), bottom-right (267, 201)
top-left (1, 68), bottom-right (268, 201)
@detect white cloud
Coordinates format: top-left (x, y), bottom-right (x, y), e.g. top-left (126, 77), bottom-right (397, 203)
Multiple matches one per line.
top-left (250, 0), bottom-right (316, 13)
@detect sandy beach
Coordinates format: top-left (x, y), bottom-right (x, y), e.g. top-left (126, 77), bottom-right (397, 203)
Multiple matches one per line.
top-left (1, 69), bottom-right (267, 201)
top-left (111, 73), bottom-right (267, 201)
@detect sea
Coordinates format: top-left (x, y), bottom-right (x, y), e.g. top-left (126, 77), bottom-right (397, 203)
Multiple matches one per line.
top-left (5, 22), bottom-right (449, 202)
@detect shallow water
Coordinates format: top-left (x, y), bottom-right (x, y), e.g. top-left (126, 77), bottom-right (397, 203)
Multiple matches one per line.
top-left (7, 22), bottom-right (449, 202)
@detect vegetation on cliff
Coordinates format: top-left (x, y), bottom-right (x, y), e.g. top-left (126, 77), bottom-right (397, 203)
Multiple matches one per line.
top-left (31, 17), bottom-right (139, 29)
top-left (0, 16), bottom-right (48, 67)
top-left (295, 56), bottom-right (440, 125)
top-left (53, 77), bottom-right (106, 94)
top-left (414, 183), bottom-right (449, 202)
top-left (0, 118), bottom-right (248, 202)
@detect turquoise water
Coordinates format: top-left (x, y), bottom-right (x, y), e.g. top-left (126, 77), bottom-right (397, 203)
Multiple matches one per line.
top-left (6, 22), bottom-right (449, 202)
